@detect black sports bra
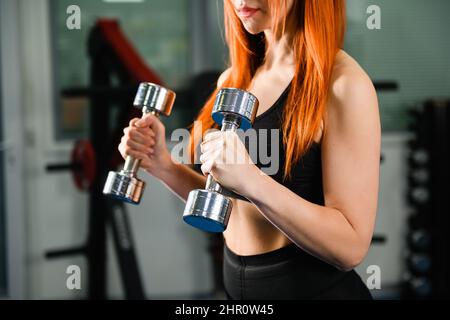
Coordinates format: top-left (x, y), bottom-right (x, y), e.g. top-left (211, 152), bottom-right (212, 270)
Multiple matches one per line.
top-left (196, 83), bottom-right (324, 205)
top-left (244, 83), bottom-right (324, 205)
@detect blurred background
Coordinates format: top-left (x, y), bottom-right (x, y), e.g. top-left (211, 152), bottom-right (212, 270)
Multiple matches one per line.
top-left (0, 0), bottom-right (449, 300)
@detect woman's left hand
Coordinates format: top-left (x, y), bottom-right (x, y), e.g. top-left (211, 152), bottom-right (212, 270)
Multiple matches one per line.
top-left (200, 130), bottom-right (260, 195)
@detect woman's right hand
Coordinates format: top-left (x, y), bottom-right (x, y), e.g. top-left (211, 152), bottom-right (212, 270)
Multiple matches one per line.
top-left (118, 113), bottom-right (173, 179)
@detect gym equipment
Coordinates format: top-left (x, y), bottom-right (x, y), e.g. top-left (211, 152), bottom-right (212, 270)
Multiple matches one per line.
top-left (183, 88), bottom-right (259, 233)
top-left (404, 99), bottom-right (450, 299)
top-left (46, 19), bottom-right (167, 299)
top-left (410, 187), bottom-right (430, 205)
top-left (47, 140), bottom-right (97, 191)
top-left (408, 229), bottom-right (431, 251)
top-left (409, 168), bottom-right (429, 184)
top-left (409, 148), bottom-right (429, 166)
top-left (408, 253), bottom-right (432, 274)
top-left (409, 277), bottom-right (433, 297)
top-left (103, 82), bottom-right (176, 204)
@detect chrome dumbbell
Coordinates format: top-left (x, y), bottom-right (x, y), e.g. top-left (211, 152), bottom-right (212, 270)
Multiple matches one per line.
top-left (103, 82), bottom-right (176, 204)
top-left (183, 88), bottom-right (259, 232)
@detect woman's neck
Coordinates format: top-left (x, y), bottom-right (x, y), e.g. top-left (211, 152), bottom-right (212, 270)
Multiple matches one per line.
top-left (264, 31), bottom-right (294, 69)
top-left (263, 29), bottom-right (295, 70)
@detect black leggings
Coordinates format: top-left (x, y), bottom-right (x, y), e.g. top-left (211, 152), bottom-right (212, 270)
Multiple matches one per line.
top-left (223, 243), bottom-right (373, 300)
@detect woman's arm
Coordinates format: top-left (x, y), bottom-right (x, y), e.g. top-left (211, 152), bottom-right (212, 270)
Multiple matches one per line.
top-left (156, 68), bottom-right (232, 201)
top-left (119, 114), bottom-right (206, 202)
top-left (248, 69), bottom-right (380, 271)
top-left (120, 69), bottom-right (232, 202)
top-left (200, 63), bottom-right (380, 271)
top-left (157, 162), bottom-right (206, 201)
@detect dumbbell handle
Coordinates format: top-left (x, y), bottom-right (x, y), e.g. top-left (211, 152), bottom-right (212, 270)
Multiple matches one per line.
top-left (122, 110), bottom-right (158, 177)
top-left (205, 119), bottom-right (239, 193)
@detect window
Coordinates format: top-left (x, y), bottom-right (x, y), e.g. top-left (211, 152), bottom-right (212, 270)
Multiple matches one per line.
top-left (345, 0), bottom-right (450, 131)
top-left (50, 0), bottom-right (191, 139)
top-left (0, 16), bottom-right (7, 296)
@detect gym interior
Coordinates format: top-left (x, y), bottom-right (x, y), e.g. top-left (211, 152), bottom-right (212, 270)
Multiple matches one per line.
top-left (0, 0), bottom-right (449, 301)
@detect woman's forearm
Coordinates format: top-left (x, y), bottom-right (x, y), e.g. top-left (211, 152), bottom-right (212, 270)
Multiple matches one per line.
top-left (244, 171), bottom-right (366, 271)
top-left (156, 161), bottom-right (206, 202)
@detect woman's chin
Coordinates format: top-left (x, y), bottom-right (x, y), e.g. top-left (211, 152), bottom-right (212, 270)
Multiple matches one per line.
top-left (242, 24), bottom-right (264, 35)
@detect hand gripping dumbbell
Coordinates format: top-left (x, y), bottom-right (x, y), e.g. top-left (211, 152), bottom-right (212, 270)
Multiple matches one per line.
top-left (103, 82), bottom-right (176, 204)
top-left (183, 88), bottom-right (259, 232)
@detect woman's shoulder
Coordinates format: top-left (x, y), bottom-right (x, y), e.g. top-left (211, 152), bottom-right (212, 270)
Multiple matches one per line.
top-left (322, 50), bottom-right (380, 147)
top-left (217, 68), bottom-right (232, 88)
top-left (330, 50), bottom-right (376, 98)
top-left (327, 51), bottom-right (378, 124)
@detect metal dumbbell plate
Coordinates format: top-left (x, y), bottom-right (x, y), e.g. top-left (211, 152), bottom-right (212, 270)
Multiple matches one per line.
top-left (104, 82), bottom-right (175, 205)
top-left (183, 189), bottom-right (233, 233)
top-left (182, 88), bottom-right (258, 233)
top-left (134, 82), bottom-right (176, 116)
top-left (103, 171), bottom-right (145, 204)
top-left (212, 88), bottom-right (258, 130)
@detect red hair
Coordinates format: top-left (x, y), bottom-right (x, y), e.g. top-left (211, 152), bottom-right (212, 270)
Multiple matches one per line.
top-left (190, 0), bottom-right (346, 180)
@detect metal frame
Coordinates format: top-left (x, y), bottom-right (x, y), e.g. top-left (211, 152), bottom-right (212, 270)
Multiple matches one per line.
top-left (0, 0), bottom-right (27, 299)
top-left (0, 0), bottom-right (221, 299)
top-left (190, 0), bottom-right (212, 75)
top-left (0, 0), bottom-right (5, 298)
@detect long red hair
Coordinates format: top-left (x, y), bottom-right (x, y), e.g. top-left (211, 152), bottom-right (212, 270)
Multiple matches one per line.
top-left (190, 0), bottom-right (346, 180)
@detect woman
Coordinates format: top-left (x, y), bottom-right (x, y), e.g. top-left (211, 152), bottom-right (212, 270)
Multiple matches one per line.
top-left (119, 0), bottom-right (380, 299)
